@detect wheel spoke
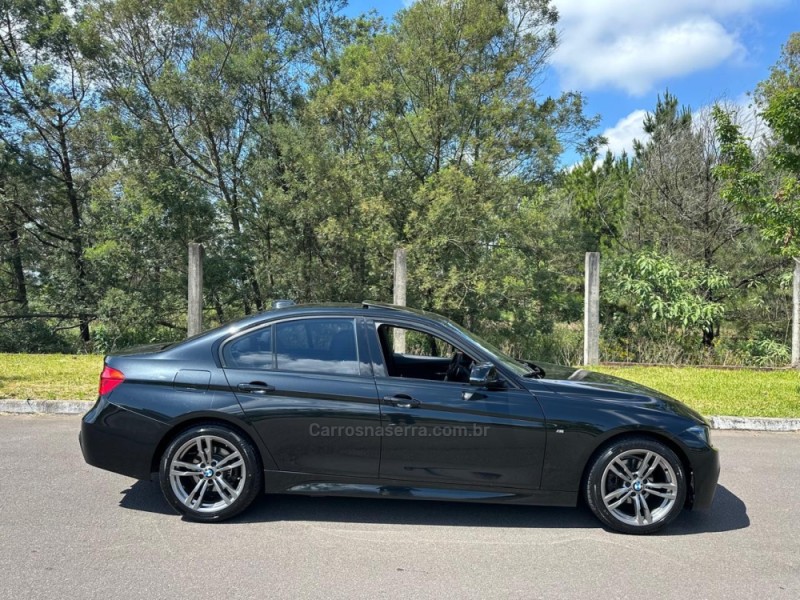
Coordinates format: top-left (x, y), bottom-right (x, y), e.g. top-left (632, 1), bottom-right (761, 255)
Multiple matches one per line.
top-left (171, 469), bottom-right (199, 477)
top-left (636, 452), bottom-right (654, 478)
top-left (644, 482), bottom-right (676, 499)
top-left (216, 475), bottom-right (241, 501)
top-left (211, 479), bottom-right (232, 506)
top-left (607, 489), bottom-right (633, 510)
top-left (213, 479), bottom-right (233, 506)
top-left (195, 438), bottom-right (205, 463)
top-left (633, 493), bottom-right (644, 525)
top-left (197, 480), bottom-right (211, 508)
top-left (184, 478), bottom-right (205, 507)
top-left (217, 461), bottom-right (243, 473)
top-left (609, 461), bottom-right (633, 482)
top-left (604, 487), bottom-right (629, 503)
top-left (172, 460), bottom-right (202, 472)
top-left (640, 496), bottom-right (652, 524)
top-left (215, 451), bottom-right (242, 469)
top-left (642, 456), bottom-right (661, 480)
top-left (205, 437), bottom-right (214, 464)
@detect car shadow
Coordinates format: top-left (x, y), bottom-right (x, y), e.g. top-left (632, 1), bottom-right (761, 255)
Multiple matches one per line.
top-left (119, 481), bottom-right (748, 535)
top-left (666, 484), bottom-right (750, 535)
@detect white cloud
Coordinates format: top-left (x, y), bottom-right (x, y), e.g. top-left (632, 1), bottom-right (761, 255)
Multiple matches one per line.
top-left (551, 0), bottom-right (779, 95)
top-left (601, 109), bottom-right (648, 156)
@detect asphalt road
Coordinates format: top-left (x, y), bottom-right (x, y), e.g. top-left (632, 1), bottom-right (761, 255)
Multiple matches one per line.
top-left (1, 416), bottom-right (798, 600)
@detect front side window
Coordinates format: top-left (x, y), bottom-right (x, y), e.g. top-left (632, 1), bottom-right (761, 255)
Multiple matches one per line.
top-left (275, 318), bottom-right (359, 376)
top-left (377, 323), bottom-right (476, 383)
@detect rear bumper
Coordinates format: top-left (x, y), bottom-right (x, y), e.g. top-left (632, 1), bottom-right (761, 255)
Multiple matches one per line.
top-left (688, 444), bottom-right (720, 510)
top-left (80, 397), bottom-right (168, 480)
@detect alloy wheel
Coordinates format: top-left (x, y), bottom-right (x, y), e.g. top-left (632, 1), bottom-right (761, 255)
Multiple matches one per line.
top-left (600, 448), bottom-right (678, 527)
top-left (168, 434), bottom-right (247, 513)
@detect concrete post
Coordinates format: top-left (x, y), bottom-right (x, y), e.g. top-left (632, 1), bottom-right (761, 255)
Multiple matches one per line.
top-left (584, 252), bottom-right (600, 366)
top-left (188, 243), bottom-right (204, 337)
top-left (393, 247), bottom-right (407, 354)
top-left (793, 257), bottom-right (800, 368)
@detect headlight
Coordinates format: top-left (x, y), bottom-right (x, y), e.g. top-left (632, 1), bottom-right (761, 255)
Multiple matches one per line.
top-left (684, 424), bottom-right (711, 446)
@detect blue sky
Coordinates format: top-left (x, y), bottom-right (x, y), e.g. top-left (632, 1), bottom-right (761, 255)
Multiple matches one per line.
top-left (344, 0), bottom-right (798, 163)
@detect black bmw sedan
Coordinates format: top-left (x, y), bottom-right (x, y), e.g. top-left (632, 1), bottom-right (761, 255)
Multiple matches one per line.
top-left (80, 301), bottom-right (719, 534)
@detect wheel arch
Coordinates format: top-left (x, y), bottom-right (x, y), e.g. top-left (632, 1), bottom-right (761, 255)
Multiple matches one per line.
top-left (149, 413), bottom-right (271, 475)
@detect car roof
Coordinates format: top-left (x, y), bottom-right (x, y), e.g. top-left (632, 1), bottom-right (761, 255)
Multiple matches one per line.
top-left (163, 301), bottom-right (451, 356)
top-left (249, 300), bottom-right (448, 324)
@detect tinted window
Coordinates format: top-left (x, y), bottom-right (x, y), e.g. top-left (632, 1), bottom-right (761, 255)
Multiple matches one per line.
top-left (223, 326), bottom-right (272, 369)
top-left (275, 318), bottom-right (359, 375)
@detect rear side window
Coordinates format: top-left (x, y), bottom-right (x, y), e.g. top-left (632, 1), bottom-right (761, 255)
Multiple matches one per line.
top-left (223, 326), bottom-right (272, 369)
top-left (275, 318), bottom-right (359, 375)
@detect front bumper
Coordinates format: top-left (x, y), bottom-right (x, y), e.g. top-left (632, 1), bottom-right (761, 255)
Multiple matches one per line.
top-left (688, 444), bottom-right (720, 509)
top-left (80, 397), bottom-right (169, 480)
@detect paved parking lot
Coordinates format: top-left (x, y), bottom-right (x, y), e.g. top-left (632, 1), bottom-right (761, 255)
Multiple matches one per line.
top-left (1, 415), bottom-right (798, 599)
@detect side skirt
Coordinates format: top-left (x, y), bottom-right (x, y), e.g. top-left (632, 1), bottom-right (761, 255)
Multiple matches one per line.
top-left (263, 470), bottom-right (577, 507)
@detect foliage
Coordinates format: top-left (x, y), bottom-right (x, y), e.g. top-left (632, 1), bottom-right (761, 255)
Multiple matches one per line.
top-left (713, 33), bottom-right (800, 258)
top-left (603, 250), bottom-right (729, 347)
top-left (0, 1), bottom-right (794, 367)
top-left (564, 150), bottom-right (630, 250)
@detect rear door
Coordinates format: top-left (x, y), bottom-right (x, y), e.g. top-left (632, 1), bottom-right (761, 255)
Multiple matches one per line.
top-left (222, 316), bottom-right (381, 478)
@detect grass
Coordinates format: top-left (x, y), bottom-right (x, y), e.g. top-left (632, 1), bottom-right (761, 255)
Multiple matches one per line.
top-left (0, 353), bottom-right (101, 401)
top-left (592, 366), bottom-right (800, 418)
top-left (1, 353), bottom-right (798, 417)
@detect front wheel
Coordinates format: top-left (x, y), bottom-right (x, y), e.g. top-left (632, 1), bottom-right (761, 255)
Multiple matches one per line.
top-left (159, 424), bottom-right (263, 522)
top-left (585, 437), bottom-right (686, 534)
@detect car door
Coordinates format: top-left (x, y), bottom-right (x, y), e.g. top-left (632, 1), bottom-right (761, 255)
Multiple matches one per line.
top-left (368, 320), bottom-right (547, 490)
top-left (221, 316), bottom-right (381, 478)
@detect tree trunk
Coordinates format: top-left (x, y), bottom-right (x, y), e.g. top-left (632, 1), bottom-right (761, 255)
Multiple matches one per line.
top-left (58, 119), bottom-right (91, 346)
top-left (5, 208), bottom-right (28, 309)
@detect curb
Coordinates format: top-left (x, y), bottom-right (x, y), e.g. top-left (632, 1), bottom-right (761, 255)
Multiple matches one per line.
top-left (707, 415), bottom-right (800, 432)
top-left (1, 399), bottom-right (799, 431)
top-left (0, 399), bottom-right (92, 415)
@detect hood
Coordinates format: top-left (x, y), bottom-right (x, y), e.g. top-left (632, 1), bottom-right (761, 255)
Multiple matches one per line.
top-left (522, 361), bottom-right (707, 424)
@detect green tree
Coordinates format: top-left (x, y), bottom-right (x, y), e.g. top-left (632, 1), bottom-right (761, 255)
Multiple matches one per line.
top-left (714, 34), bottom-right (800, 258)
top-left (312, 0), bottom-right (598, 345)
top-left (0, 0), bottom-right (108, 346)
top-left (714, 32), bottom-right (800, 365)
top-left (564, 150), bottom-right (631, 250)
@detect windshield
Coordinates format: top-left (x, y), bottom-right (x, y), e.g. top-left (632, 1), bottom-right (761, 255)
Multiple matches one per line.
top-left (442, 320), bottom-right (534, 377)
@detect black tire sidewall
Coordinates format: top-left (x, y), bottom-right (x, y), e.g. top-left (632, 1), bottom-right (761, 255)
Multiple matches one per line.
top-left (586, 437), bottom-right (686, 535)
top-left (159, 424), bottom-right (262, 522)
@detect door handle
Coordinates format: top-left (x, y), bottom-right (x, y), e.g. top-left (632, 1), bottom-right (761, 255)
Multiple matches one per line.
top-left (237, 381), bottom-right (274, 395)
top-left (382, 394), bottom-right (420, 409)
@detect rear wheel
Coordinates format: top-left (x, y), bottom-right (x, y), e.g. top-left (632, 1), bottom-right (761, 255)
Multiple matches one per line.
top-left (585, 437), bottom-right (686, 534)
top-left (159, 424), bottom-right (262, 522)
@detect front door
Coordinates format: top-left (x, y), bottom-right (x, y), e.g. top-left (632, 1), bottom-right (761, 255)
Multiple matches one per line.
top-left (370, 322), bottom-right (547, 490)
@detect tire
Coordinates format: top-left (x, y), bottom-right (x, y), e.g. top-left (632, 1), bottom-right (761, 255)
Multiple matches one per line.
top-left (159, 424), bottom-right (263, 522)
top-left (585, 437), bottom-right (686, 534)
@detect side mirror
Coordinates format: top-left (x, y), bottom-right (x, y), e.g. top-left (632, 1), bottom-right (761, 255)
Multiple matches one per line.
top-left (469, 362), bottom-right (499, 388)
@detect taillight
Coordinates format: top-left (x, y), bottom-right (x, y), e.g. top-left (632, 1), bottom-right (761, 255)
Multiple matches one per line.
top-left (98, 366), bottom-right (125, 396)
